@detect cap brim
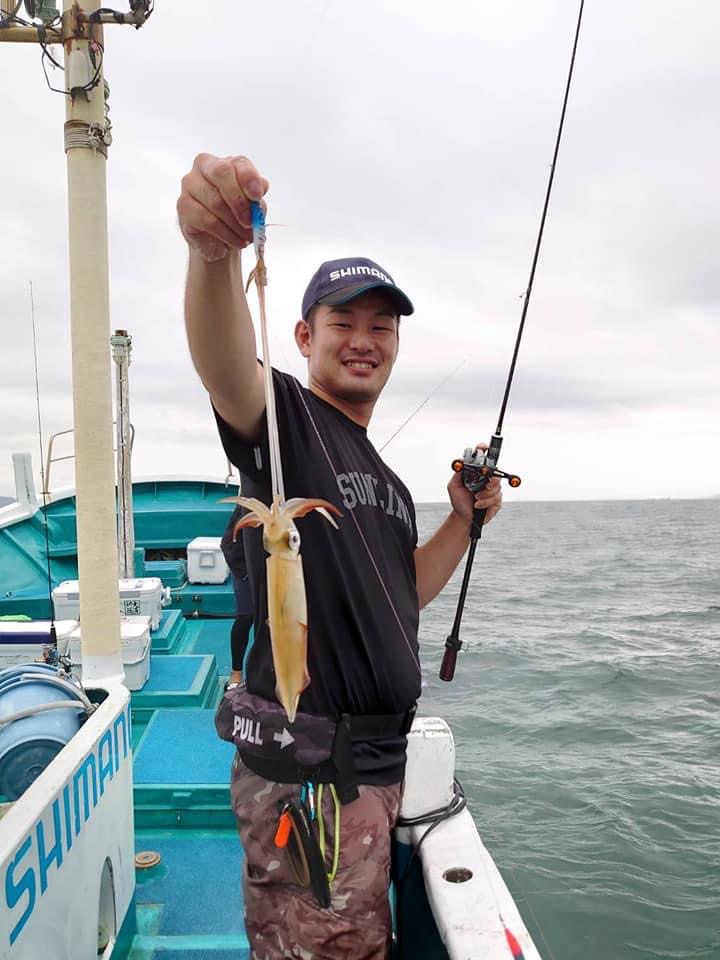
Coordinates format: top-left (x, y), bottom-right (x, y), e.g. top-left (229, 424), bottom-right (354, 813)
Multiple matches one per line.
top-left (317, 282), bottom-right (414, 316)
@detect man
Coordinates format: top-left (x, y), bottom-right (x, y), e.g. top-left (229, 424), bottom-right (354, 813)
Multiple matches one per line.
top-left (178, 153), bottom-right (502, 960)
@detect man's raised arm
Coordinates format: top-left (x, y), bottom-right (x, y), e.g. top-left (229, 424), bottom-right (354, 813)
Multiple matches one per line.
top-left (178, 153), bottom-right (269, 440)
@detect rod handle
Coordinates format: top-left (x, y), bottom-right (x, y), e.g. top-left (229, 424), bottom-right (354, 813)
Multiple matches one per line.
top-left (471, 506), bottom-right (487, 540)
top-left (439, 639), bottom-right (459, 682)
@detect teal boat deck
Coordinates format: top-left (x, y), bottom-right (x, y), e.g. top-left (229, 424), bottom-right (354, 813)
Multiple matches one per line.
top-left (130, 829), bottom-right (248, 959)
top-left (127, 610), bottom-right (250, 958)
top-left (0, 479), bottom-right (451, 960)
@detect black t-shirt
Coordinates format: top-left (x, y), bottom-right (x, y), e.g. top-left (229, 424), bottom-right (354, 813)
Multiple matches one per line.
top-left (214, 369), bottom-right (421, 784)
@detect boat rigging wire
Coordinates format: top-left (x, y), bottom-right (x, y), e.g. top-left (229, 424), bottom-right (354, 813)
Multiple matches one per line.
top-left (440, 0), bottom-right (585, 683)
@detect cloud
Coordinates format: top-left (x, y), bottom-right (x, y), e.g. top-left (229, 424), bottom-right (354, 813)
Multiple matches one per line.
top-left (1, 0), bottom-right (718, 502)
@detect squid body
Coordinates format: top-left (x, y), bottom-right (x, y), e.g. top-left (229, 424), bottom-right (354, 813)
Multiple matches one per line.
top-left (221, 495), bottom-right (341, 722)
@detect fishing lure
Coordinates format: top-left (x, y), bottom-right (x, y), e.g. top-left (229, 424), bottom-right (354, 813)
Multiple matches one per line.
top-left (225, 202), bottom-right (341, 722)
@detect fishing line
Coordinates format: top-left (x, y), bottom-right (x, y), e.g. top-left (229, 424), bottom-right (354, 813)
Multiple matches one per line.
top-left (378, 359), bottom-right (467, 454)
top-left (299, 0), bottom-right (336, 66)
top-left (440, 0), bottom-right (585, 683)
top-left (499, 860), bottom-right (559, 960)
top-left (248, 203), bottom-right (286, 505)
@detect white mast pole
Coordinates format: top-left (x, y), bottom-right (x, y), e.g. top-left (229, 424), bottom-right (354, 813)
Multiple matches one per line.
top-left (63, 0), bottom-right (123, 684)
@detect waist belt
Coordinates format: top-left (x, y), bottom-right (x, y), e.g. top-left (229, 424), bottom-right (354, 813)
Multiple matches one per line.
top-left (215, 686), bottom-right (416, 804)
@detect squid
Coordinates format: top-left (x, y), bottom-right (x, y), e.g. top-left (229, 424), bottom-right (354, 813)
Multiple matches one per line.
top-left (221, 494), bottom-right (341, 722)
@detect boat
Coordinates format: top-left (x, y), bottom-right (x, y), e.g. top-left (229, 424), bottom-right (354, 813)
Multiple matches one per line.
top-left (0, 3), bottom-right (542, 958)
top-left (0, 453), bottom-right (541, 959)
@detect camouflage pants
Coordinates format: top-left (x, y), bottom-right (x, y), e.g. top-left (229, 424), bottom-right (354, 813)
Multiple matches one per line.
top-left (230, 753), bottom-right (402, 960)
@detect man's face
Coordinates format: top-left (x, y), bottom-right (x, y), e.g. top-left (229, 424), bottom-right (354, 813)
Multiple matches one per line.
top-left (294, 290), bottom-right (400, 422)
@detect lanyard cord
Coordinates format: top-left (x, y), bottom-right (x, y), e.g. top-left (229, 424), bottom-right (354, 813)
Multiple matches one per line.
top-left (292, 379), bottom-right (422, 674)
top-left (317, 782), bottom-right (341, 883)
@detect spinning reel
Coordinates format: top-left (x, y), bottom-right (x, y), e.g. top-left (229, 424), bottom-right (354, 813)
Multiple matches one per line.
top-left (451, 437), bottom-right (521, 494)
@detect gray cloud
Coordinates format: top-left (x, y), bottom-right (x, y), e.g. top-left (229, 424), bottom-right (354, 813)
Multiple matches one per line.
top-left (1, 0), bottom-right (718, 500)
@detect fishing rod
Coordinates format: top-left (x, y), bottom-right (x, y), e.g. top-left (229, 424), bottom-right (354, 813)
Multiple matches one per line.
top-left (440, 0), bottom-right (585, 682)
top-left (29, 281), bottom-right (60, 665)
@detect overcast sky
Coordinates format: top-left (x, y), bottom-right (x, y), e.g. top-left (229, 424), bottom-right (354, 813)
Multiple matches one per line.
top-left (1, 0), bottom-right (718, 504)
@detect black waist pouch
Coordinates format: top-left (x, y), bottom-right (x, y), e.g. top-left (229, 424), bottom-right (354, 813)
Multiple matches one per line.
top-left (215, 685), bottom-right (358, 801)
top-left (215, 685), bottom-right (335, 767)
top-left (215, 684), bottom-right (415, 803)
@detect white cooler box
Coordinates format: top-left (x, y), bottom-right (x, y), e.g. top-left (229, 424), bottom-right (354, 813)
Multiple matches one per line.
top-left (187, 536), bottom-right (229, 585)
top-left (53, 577), bottom-right (166, 629)
top-left (64, 616), bottom-right (151, 691)
top-left (0, 620), bottom-right (79, 668)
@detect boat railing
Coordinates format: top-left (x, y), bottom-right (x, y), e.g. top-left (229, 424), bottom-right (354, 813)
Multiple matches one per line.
top-left (43, 424), bottom-right (135, 496)
top-left (225, 460), bottom-right (241, 487)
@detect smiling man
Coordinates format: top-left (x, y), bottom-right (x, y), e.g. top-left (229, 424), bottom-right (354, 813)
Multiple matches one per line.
top-left (296, 257), bottom-right (410, 419)
top-left (178, 153), bottom-right (502, 960)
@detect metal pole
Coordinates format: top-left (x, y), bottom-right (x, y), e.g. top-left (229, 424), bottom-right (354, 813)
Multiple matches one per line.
top-left (63, 0), bottom-right (123, 684)
top-left (111, 329), bottom-right (135, 579)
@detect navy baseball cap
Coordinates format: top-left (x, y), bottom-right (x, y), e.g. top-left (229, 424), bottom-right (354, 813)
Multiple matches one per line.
top-left (301, 257), bottom-right (414, 319)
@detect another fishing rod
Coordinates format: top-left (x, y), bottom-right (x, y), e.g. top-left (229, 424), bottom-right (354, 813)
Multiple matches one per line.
top-left (440, 0), bottom-right (585, 682)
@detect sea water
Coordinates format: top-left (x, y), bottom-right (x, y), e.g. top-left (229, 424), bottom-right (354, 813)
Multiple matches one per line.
top-left (415, 499), bottom-right (720, 960)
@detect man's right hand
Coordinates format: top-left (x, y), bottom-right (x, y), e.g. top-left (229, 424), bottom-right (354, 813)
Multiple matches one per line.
top-left (177, 154), bottom-right (270, 262)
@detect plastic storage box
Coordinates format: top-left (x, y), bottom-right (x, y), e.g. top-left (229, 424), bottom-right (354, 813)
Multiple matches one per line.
top-left (65, 616), bottom-right (151, 691)
top-left (0, 618), bottom-right (151, 691)
top-left (186, 536), bottom-right (229, 585)
top-left (53, 577), bottom-right (166, 629)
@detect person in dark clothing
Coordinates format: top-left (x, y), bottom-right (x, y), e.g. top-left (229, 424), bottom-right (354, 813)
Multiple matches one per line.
top-left (220, 504), bottom-right (253, 687)
top-left (178, 152), bottom-right (503, 960)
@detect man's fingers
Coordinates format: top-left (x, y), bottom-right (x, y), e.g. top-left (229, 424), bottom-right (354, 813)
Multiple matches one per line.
top-left (179, 195), bottom-right (250, 251)
top-left (178, 154), bottom-right (270, 254)
top-left (228, 155), bottom-right (269, 203)
top-left (185, 179), bottom-right (251, 245)
top-left (198, 154), bottom-right (267, 218)
top-left (474, 476), bottom-right (502, 513)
